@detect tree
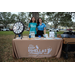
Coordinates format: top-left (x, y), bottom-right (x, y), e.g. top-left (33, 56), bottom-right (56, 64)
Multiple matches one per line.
top-left (0, 12), bottom-right (2, 20)
top-left (46, 12), bottom-right (75, 28)
top-left (46, 12), bottom-right (59, 28)
top-left (17, 12), bottom-right (27, 25)
top-left (29, 12), bottom-right (47, 23)
top-left (0, 12), bottom-right (3, 23)
top-left (28, 12), bottom-right (32, 18)
top-left (59, 13), bottom-right (73, 27)
top-left (40, 12), bottom-right (46, 23)
top-left (32, 12), bottom-right (39, 21)
top-left (28, 12), bottom-right (39, 22)
top-left (10, 14), bottom-right (18, 23)
top-left (0, 12), bottom-right (12, 27)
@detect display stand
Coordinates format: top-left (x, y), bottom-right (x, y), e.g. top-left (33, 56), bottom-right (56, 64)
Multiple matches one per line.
top-left (14, 34), bottom-right (23, 39)
top-left (13, 21), bottom-right (25, 39)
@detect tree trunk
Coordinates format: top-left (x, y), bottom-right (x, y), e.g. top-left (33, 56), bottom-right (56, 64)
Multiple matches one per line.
top-left (32, 12), bottom-right (39, 22)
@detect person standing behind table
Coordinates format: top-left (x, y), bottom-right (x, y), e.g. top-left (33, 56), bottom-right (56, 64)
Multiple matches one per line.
top-left (37, 18), bottom-right (46, 37)
top-left (28, 17), bottom-right (37, 37)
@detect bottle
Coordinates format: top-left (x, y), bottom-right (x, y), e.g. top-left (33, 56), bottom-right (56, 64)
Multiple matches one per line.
top-left (30, 31), bottom-right (35, 38)
top-left (55, 31), bottom-right (57, 37)
top-left (18, 34), bottom-right (21, 37)
top-left (29, 34), bottom-right (31, 38)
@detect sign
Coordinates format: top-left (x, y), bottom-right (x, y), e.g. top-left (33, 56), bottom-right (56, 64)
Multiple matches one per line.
top-left (28, 44), bottom-right (52, 55)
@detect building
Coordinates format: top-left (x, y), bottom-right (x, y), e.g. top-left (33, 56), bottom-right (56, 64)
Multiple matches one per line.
top-left (7, 24), bottom-right (14, 29)
top-left (58, 25), bottom-right (73, 30)
top-left (0, 24), bottom-right (4, 31)
top-left (72, 22), bottom-right (75, 29)
top-left (7, 23), bottom-right (28, 30)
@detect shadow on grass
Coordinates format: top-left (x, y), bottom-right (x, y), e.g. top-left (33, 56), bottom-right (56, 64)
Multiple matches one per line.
top-left (0, 48), bottom-right (4, 62)
top-left (0, 55), bottom-right (2, 62)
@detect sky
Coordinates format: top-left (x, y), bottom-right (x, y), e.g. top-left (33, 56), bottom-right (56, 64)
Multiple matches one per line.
top-left (11, 12), bottom-right (75, 24)
top-left (11, 12), bottom-right (18, 14)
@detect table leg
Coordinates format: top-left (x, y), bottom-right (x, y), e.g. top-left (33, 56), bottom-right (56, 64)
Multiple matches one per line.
top-left (64, 43), bottom-right (68, 59)
top-left (14, 34), bottom-right (16, 39)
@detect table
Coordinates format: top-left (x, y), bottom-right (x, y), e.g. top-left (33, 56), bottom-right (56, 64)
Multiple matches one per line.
top-left (63, 38), bottom-right (75, 44)
top-left (62, 38), bottom-right (75, 59)
top-left (12, 37), bottom-right (63, 58)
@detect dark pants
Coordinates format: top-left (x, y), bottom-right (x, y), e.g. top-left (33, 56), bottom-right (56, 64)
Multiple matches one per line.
top-left (36, 30), bottom-right (44, 37)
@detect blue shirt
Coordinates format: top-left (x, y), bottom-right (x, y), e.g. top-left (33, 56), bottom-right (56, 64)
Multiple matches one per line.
top-left (28, 22), bottom-right (37, 34)
top-left (38, 23), bottom-right (46, 31)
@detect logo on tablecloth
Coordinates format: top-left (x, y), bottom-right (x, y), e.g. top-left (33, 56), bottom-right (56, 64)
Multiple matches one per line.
top-left (28, 44), bottom-right (52, 54)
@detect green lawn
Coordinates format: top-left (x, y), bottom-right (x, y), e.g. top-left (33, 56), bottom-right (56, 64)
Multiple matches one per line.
top-left (57, 31), bottom-right (64, 34)
top-left (0, 31), bottom-right (29, 35)
top-left (0, 31), bottom-right (75, 62)
top-left (0, 31), bottom-right (14, 35)
top-left (0, 31), bottom-right (64, 35)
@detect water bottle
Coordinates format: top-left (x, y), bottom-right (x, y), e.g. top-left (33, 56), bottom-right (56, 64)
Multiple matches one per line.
top-left (38, 35), bottom-right (41, 38)
top-left (30, 31), bottom-right (35, 38)
top-left (29, 34), bottom-right (31, 38)
top-left (55, 31), bottom-right (57, 37)
top-left (18, 34), bottom-right (21, 37)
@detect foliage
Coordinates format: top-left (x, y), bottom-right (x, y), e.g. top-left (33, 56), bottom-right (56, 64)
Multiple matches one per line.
top-left (0, 12), bottom-right (12, 27)
top-left (59, 13), bottom-right (73, 27)
top-left (10, 14), bottom-right (18, 23)
top-left (17, 12), bottom-right (27, 24)
top-left (0, 12), bottom-right (75, 28)
top-left (46, 12), bottom-right (75, 28)
top-left (0, 12), bottom-right (29, 27)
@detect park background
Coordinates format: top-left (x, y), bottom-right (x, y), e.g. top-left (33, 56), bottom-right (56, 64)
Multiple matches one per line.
top-left (0, 12), bottom-right (75, 62)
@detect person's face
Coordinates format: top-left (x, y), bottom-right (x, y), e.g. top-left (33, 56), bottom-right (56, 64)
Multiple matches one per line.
top-left (39, 19), bottom-right (42, 23)
top-left (32, 17), bottom-right (35, 22)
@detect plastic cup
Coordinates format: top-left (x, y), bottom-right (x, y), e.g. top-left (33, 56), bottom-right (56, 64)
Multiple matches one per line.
top-left (29, 34), bottom-right (31, 38)
top-left (18, 34), bottom-right (21, 37)
top-left (38, 35), bottom-right (41, 38)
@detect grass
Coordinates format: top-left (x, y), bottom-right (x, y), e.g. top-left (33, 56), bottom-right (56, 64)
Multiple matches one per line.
top-left (0, 31), bottom-right (75, 62)
top-left (0, 31), bottom-right (64, 35)
top-left (57, 31), bottom-right (64, 34)
top-left (0, 31), bottom-right (29, 35)
top-left (0, 31), bottom-right (14, 35)
top-left (46, 31), bottom-right (64, 35)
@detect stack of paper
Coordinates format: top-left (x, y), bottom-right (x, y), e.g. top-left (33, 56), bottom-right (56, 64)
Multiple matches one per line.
top-left (16, 37), bottom-right (21, 39)
top-left (54, 37), bottom-right (62, 39)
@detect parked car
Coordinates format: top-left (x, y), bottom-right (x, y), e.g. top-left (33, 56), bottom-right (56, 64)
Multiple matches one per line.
top-left (9, 29), bottom-right (13, 31)
top-left (0, 28), bottom-right (2, 31)
top-left (6, 28), bottom-right (10, 31)
top-left (49, 28), bottom-right (59, 32)
top-left (67, 29), bottom-right (72, 31)
top-left (60, 29), bottom-right (67, 31)
top-left (1, 28), bottom-right (6, 31)
top-left (26, 28), bottom-right (29, 31)
top-left (1, 28), bottom-right (10, 31)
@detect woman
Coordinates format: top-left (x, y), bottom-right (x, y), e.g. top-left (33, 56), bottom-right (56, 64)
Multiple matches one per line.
top-left (37, 18), bottom-right (46, 37)
top-left (28, 17), bottom-right (37, 36)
